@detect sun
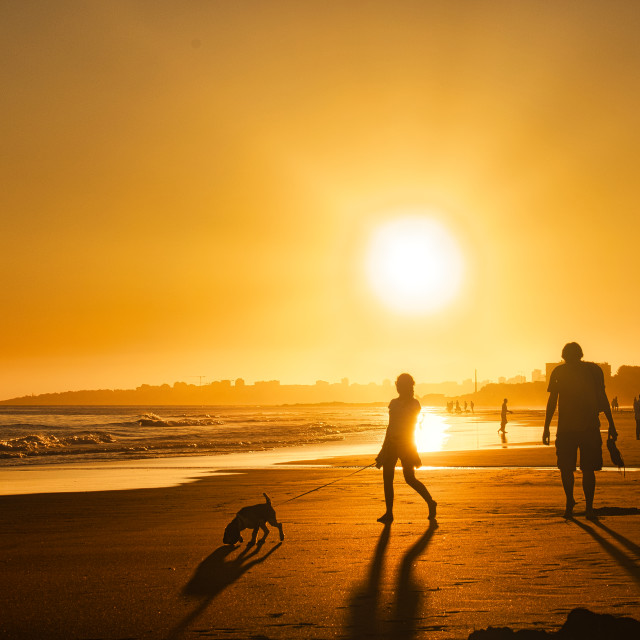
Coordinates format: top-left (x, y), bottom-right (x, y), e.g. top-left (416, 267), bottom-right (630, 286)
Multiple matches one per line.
top-left (365, 214), bottom-right (465, 314)
top-left (414, 409), bottom-right (449, 453)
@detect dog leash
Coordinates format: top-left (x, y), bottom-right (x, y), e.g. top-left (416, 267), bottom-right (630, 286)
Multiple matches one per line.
top-left (280, 461), bottom-right (377, 504)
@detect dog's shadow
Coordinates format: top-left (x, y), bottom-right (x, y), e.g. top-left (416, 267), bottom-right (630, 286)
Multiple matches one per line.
top-left (168, 541), bottom-right (282, 639)
top-left (183, 540), bottom-right (282, 599)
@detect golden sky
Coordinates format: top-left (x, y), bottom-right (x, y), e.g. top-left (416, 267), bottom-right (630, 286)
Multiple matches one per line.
top-left (2, 1), bottom-right (640, 398)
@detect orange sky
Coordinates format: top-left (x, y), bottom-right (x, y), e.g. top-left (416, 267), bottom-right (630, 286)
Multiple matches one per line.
top-left (2, 1), bottom-right (640, 398)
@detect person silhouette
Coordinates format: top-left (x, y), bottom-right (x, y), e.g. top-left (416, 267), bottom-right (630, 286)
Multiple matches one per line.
top-left (498, 398), bottom-right (511, 434)
top-left (543, 342), bottom-right (617, 519)
top-left (375, 373), bottom-right (437, 523)
top-left (634, 395), bottom-right (640, 440)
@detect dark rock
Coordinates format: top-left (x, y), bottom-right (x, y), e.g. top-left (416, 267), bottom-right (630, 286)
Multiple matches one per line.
top-left (558, 607), bottom-right (640, 640)
top-left (468, 608), bottom-right (640, 640)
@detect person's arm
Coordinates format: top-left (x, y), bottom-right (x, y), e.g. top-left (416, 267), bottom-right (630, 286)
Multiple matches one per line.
top-left (543, 391), bottom-right (557, 445)
top-left (595, 365), bottom-right (617, 441)
top-left (601, 398), bottom-right (617, 441)
top-left (376, 402), bottom-right (393, 468)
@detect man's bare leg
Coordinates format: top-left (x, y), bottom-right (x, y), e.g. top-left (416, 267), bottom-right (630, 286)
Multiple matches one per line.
top-left (560, 468), bottom-right (575, 518)
top-left (583, 469), bottom-right (596, 519)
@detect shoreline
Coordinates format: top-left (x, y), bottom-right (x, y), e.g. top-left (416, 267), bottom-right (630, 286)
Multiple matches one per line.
top-left (2, 410), bottom-right (638, 497)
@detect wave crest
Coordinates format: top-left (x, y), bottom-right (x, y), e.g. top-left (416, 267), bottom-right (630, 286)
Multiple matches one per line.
top-left (136, 413), bottom-right (223, 427)
top-left (0, 431), bottom-right (116, 457)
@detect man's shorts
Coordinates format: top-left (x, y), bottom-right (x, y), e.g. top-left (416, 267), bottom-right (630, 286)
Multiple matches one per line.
top-left (555, 429), bottom-right (603, 471)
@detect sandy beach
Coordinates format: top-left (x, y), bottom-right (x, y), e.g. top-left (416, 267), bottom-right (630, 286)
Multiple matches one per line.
top-left (2, 412), bottom-right (640, 639)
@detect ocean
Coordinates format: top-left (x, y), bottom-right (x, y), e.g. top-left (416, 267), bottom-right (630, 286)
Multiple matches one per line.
top-left (0, 404), bottom-right (544, 468)
top-left (0, 405), bottom-right (391, 466)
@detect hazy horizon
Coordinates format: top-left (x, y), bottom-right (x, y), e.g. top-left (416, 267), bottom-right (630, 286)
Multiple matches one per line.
top-left (3, 2), bottom-right (640, 399)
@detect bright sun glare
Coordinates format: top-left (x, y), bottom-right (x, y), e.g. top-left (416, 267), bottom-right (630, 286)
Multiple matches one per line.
top-left (414, 409), bottom-right (449, 453)
top-left (366, 215), bottom-right (464, 314)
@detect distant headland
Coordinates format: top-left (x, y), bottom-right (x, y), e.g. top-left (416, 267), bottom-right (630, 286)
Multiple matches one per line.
top-left (3, 365), bottom-right (640, 407)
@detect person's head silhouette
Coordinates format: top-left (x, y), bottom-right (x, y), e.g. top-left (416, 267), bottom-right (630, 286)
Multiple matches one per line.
top-left (561, 342), bottom-right (583, 363)
top-left (396, 373), bottom-right (415, 398)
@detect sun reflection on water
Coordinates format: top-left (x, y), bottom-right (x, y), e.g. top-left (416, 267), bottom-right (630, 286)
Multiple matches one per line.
top-left (414, 409), bottom-right (449, 452)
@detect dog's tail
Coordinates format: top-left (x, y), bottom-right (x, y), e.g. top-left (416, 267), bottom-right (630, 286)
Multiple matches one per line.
top-left (263, 492), bottom-right (271, 505)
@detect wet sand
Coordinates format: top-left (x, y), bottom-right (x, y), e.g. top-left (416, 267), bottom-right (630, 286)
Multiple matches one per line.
top-left (2, 412), bottom-right (640, 639)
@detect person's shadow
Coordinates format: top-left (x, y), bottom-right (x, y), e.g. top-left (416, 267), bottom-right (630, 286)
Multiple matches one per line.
top-left (347, 521), bottom-right (438, 639)
top-left (571, 519), bottom-right (640, 589)
top-left (391, 521), bottom-right (438, 640)
top-left (168, 540), bottom-right (282, 639)
top-left (347, 523), bottom-right (392, 638)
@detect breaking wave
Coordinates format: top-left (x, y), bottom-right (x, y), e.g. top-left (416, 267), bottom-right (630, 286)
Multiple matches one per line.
top-left (136, 413), bottom-right (224, 427)
top-left (0, 432), bottom-right (116, 458)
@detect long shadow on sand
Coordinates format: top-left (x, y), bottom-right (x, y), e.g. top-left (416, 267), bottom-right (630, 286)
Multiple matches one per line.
top-left (391, 521), bottom-right (438, 640)
top-left (570, 519), bottom-right (640, 589)
top-left (346, 523), bottom-right (392, 638)
top-left (168, 541), bottom-right (282, 639)
top-left (592, 520), bottom-right (640, 559)
top-left (346, 521), bottom-right (437, 639)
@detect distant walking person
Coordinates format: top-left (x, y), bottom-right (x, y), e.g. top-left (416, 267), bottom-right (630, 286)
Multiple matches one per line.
top-left (543, 342), bottom-right (617, 519)
top-left (498, 398), bottom-right (511, 434)
top-left (375, 373), bottom-right (437, 523)
top-left (634, 395), bottom-right (640, 440)
top-left (611, 396), bottom-right (619, 412)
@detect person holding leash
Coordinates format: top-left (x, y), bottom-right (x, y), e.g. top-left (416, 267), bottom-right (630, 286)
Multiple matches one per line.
top-left (375, 373), bottom-right (437, 523)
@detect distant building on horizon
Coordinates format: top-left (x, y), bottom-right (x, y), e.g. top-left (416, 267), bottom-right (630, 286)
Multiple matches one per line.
top-left (531, 369), bottom-right (545, 383)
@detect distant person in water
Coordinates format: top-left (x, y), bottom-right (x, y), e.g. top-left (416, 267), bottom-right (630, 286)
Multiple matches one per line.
top-left (634, 395), bottom-right (640, 440)
top-left (543, 342), bottom-right (617, 520)
top-left (498, 398), bottom-right (511, 433)
top-left (470, 400), bottom-right (475, 413)
top-left (455, 400), bottom-right (461, 413)
top-left (375, 373), bottom-right (437, 523)
top-left (611, 396), bottom-right (619, 412)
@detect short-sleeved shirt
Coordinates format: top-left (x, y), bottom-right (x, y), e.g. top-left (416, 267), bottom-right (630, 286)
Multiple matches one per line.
top-left (547, 361), bottom-right (608, 434)
top-left (386, 396), bottom-right (421, 445)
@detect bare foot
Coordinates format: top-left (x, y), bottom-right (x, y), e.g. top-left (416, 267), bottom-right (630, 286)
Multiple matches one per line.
top-left (428, 500), bottom-right (437, 521)
top-left (563, 498), bottom-right (576, 519)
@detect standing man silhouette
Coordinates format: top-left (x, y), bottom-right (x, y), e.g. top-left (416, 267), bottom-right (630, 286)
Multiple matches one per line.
top-left (498, 398), bottom-right (511, 434)
top-left (375, 373), bottom-right (437, 523)
top-left (543, 342), bottom-right (617, 519)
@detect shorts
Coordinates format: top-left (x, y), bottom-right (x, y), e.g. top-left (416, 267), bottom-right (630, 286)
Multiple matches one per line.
top-left (375, 439), bottom-right (422, 469)
top-left (555, 429), bottom-right (603, 471)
